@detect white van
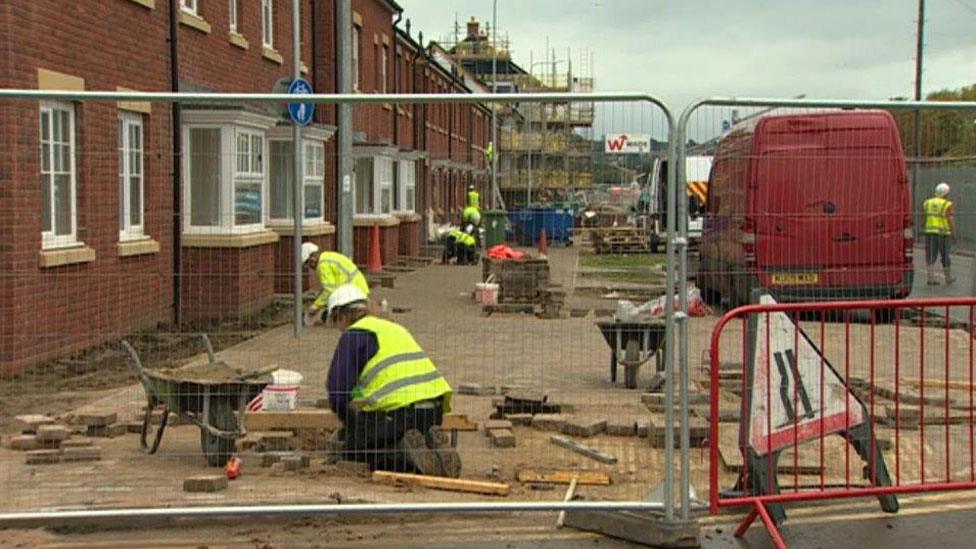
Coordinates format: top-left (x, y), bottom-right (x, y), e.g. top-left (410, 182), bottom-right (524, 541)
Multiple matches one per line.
top-left (644, 155), bottom-right (712, 252)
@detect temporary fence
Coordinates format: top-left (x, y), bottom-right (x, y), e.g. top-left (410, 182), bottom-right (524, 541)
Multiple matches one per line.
top-left (679, 97), bottom-right (976, 547)
top-left (0, 90), bottom-right (701, 527)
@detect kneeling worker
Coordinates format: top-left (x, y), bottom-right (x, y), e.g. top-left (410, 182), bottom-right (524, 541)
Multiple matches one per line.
top-left (326, 284), bottom-right (461, 477)
top-left (302, 243), bottom-right (370, 325)
top-left (441, 227), bottom-right (477, 265)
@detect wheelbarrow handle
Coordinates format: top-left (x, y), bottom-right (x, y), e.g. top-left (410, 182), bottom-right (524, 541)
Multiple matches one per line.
top-left (201, 333), bottom-right (217, 364)
top-left (120, 340), bottom-right (151, 387)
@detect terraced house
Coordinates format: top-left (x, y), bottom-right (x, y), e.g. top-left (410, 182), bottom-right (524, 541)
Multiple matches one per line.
top-left (0, 0), bottom-right (491, 371)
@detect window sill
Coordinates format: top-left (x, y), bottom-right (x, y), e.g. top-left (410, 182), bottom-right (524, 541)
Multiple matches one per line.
top-left (39, 246), bottom-right (96, 268)
top-left (179, 11), bottom-right (211, 34)
top-left (126, 0), bottom-right (155, 9)
top-left (269, 221), bottom-right (335, 236)
top-left (182, 230), bottom-right (280, 249)
top-left (229, 32), bottom-right (249, 50)
top-left (352, 215), bottom-right (400, 228)
top-left (394, 212), bottom-right (421, 222)
top-left (118, 238), bottom-right (160, 257)
top-left (262, 46), bottom-right (283, 64)
top-left (383, 103), bottom-right (393, 111)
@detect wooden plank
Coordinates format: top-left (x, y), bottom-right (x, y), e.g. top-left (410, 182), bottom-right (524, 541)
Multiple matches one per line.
top-left (550, 435), bottom-right (618, 465)
top-left (516, 469), bottom-right (611, 486)
top-left (372, 471), bottom-right (510, 496)
top-left (245, 410), bottom-right (341, 431)
top-left (441, 414), bottom-right (478, 431)
top-left (904, 378), bottom-right (976, 392)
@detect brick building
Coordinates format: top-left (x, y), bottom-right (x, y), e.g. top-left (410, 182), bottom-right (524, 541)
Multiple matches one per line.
top-left (0, 0), bottom-right (491, 371)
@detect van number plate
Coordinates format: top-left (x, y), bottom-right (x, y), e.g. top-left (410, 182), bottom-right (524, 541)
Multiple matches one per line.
top-left (771, 273), bottom-right (819, 285)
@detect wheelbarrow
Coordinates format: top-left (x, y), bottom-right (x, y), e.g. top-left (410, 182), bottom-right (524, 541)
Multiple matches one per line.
top-left (121, 335), bottom-right (273, 467)
top-left (596, 320), bottom-right (667, 389)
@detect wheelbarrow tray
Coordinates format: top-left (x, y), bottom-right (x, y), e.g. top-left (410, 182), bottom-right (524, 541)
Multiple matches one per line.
top-left (143, 371), bottom-right (269, 420)
top-left (596, 320), bottom-right (666, 353)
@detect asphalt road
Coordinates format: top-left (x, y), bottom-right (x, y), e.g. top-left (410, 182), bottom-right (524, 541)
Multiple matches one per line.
top-left (910, 248), bottom-right (976, 322)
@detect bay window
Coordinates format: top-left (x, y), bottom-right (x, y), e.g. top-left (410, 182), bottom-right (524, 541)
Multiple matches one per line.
top-left (396, 160), bottom-right (417, 213)
top-left (39, 102), bottom-right (77, 248)
top-left (269, 139), bottom-right (325, 223)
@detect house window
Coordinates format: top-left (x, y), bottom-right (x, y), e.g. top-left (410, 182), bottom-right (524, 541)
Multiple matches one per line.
top-left (39, 102), bottom-right (77, 248)
top-left (229, 0), bottom-right (238, 32)
top-left (235, 131), bottom-right (264, 226)
top-left (377, 156), bottom-right (393, 214)
top-left (181, 0), bottom-right (197, 14)
top-left (354, 157), bottom-right (373, 214)
top-left (262, 0), bottom-right (273, 48)
top-left (396, 160), bottom-right (416, 213)
top-left (187, 128), bottom-right (222, 228)
top-left (352, 25), bottom-right (361, 91)
top-left (381, 45), bottom-right (389, 93)
top-left (269, 140), bottom-right (324, 222)
top-left (118, 113), bottom-right (145, 240)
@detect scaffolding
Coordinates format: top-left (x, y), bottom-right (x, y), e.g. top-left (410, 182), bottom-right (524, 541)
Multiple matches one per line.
top-left (440, 17), bottom-right (596, 206)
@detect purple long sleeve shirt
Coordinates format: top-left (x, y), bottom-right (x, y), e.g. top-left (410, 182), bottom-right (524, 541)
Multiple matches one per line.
top-left (326, 329), bottom-right (378, 421)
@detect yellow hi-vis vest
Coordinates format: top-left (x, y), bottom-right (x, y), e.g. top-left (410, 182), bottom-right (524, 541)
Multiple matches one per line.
top-left (923, 197), bottom-right (953, 235)
top-left (313, 251), bottom-right (371, 309)
top-left (462, 206), bottom-right (481, 225)
top-left (448, 229), bottom-right (476, 247)
top-left (350, 316), bottom-right (452, 413)
top-left (467, 190), bottom-right (480, 210)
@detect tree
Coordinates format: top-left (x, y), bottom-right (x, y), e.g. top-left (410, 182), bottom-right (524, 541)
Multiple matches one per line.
top-left (891, 84), bottom-right (976, 162)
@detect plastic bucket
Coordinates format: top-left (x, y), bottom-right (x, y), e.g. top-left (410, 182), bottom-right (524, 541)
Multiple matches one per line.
top-left (475, 282), bottom-right (488, 303)
top-left (481, 282), bottom-right (499, 306)
top-left (261, 369), bottom-right (304, 411)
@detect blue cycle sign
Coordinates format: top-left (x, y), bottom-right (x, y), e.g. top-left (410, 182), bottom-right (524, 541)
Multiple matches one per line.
top-left (288, 78), bottom-right (314, 126)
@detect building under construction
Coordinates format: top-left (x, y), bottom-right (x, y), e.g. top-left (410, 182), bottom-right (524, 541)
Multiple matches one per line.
top-left (439, 17), bottom-right (595, 207)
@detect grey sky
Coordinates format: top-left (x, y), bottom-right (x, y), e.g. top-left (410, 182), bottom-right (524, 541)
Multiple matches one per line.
top-left (397, 0), bottom-right (976, 139)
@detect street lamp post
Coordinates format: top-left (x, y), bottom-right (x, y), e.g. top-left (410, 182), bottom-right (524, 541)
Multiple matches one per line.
top-left (490, 0), bottom-right (498, 210)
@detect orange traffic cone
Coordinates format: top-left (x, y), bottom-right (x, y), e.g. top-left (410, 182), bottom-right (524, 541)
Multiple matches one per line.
top-left (538, 228), bottom-right (549, 258)
top-left (367, 223), bottom-right (383, 273)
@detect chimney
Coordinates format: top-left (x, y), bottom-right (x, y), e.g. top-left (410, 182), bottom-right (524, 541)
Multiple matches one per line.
top-left (466, 17), bottom-right (480, 40)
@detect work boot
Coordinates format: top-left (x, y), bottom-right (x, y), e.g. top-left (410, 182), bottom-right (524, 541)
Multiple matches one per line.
top-left (944, 267), bottom-right (956, 285)
top-left (401, 428), bottom-right (443, 476)
top-left (927, 266), bottom-right (940, 286)
top-left (426, 425), bottom-right (462, 479)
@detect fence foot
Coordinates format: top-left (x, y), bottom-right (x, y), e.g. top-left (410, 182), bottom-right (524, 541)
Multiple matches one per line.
top-left (733, 506), bottom-right (758, 538)
top-left (754, 502), bottom-right (787, 549)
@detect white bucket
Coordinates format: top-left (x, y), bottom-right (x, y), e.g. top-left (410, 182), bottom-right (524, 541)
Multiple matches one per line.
top-left (481, 282), bottom-right (499, 306)
top-left (260, 369), bottom-right (304, 411)
top-left (474, 282), bottom-right (488, 303)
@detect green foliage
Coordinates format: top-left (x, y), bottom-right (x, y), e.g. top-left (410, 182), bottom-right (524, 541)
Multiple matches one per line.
top-left (890, 84), bottom-right (976, 161)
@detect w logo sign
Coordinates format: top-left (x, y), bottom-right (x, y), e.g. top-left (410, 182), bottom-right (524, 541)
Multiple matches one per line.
top-left (604, 133), bottom-right (651, 154)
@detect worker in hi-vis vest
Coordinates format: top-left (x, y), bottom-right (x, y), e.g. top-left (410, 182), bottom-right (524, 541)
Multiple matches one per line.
top-left (922, 182), bottom-right (956, 286)
top-left (466, 184), bottom-right (480, 211)
top-left (301, 242), bottom-right (370, 325)
top-left (440, 227), bottom-right (477, 265)
top-left (325, 284), bottom-right (460, 477)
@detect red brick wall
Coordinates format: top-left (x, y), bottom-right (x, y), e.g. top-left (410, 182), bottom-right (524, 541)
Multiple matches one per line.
top-left (352, 224), bottom-right (399, 267)
top-left (398, 221), bottom-right (420, 257)
top-left (272, 232), bottom-right (337, 294)
top-left (180, 243), bottom-right (276, 324)
top-left (351, 0), bottom-right (396, 145)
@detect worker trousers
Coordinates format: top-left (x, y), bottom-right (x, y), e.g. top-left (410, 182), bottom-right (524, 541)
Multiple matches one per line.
top-left (337, 401), bottom-right (444, 472)
top-left (926, 234), bottom-right (952, 268)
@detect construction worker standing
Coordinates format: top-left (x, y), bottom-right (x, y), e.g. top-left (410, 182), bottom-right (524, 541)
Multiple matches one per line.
top-left (325, 284), bottom-right (460, 477)
top-left (302, 242), bottom-right (370, 324)
top-left (922, 182), bottom-right (956, 285)
top-left (466, 184), bottom-right (480, 211)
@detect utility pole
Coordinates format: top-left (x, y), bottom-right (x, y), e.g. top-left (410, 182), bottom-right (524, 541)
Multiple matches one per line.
top-left (291, 0), bottom-right (303, 337)
top-left (912, 0), bottom-right (925, 212)
top-left (490, 0), bottom-right (498, 209)
top-left (337, 0), bottom-right (354, 255)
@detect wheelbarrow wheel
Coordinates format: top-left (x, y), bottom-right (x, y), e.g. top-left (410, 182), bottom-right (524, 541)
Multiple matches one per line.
top-left (623, 338), bottom-right (640, 389)
top-left (200, 397), bottom-right (237, 467)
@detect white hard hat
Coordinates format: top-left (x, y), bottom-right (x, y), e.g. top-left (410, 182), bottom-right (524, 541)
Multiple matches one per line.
top-left (327, 284), bottom-right (369, 317)
top-left (301, 242), bottom-right (320, 264)
top-left (936, 182), bottom-right (950, 197)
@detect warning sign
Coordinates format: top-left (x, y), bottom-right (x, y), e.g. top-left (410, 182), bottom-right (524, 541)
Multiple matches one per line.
top-left (745, 295), bottom-right (865, 455)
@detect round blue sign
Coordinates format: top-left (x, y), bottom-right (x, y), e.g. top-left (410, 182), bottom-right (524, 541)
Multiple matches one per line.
top-left (288, 78), bottom-right (315, 126)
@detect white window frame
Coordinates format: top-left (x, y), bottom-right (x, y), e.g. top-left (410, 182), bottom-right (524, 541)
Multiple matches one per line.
top-left (118, 112), bottom-right (145, 241)
top-left (262, 0), bottom-right (274, 48)
top-left (352, 25), bottom-right (361, 91)
top-left (376, 156), bottom-right (394, 215)
top-left (268, 139), bottom-right (325, 224)
top-left (229, 0), bottom-right (238, 33)
top-left (381, 44), bottom-right (389, 93)
top-left (234, 129), bottom-right (265, 231)
top-left (182, 111), bottom-right (276, 235)
top-left (395, 160), bottom-right (416, 213)
top-left (39, 101), bottom-right (78, 249)
top-left (180, 0), bottom-right (197, 15)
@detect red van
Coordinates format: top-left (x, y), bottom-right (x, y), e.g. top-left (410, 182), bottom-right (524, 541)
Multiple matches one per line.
top-left (698, 110), bottom-right (914, 306)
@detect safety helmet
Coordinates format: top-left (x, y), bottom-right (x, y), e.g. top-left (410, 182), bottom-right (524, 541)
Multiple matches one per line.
top-left (326, 284), bottom-right (369, 317)
top-left (301, 242), bottom-right (320, 264)
top-left (468, 184), bottom-right (475, 191)
top-left (936, 182), bottom-right (951, 197)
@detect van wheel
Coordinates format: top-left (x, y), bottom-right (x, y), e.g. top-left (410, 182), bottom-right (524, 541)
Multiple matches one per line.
top-left (701, 283), bottom-right (720, 307)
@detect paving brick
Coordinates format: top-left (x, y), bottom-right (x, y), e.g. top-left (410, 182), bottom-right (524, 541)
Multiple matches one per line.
top-left (269, 462), bottom-right (288, 476)
top-left (35, 425), bottom-right (70, 443)
top-left (504, 413), bottom-right (534, 426)
top-left (260, 452), bottom-right (287, 467)
top-left (332, 460), bottom-right (371, 477)
top-left (489, 428), bottom-right (516, 448)
top-left (62, 446), bottom-right (102, 462)
top-left (606, 421), bottom-right (638, 437)
top-left (499, 385), bottom-right (528, 395)
top-left (561, 418), bottom-right (607, 438)
top-left (14, 415), bottom-right (56, 433)
top-left (482, 419), bottom-right (513, 435)
top-left (281, 454), bottom-right (311, 471)
top-left (457, 383), bottom-right (497, 396)
top-left (9, 435), bottom-right (39, 451)
top-left (531, 414), bottom-right (568, 431)
top-left (76, 412), bottom-right (118, 428)
top-left (636, 421), bottom-right (650, 438)
top-left (88, 423), bottom-right (126, 438)
top-left (61, 438), bottom-right (94, 448)
top-left (126, 421), bottom-right (144, 434)
top-left (253, 431), bottom-right (295, 452)
top-left (183, 475), bottom-right (228, 493)
top-left (25, 449), bottom-right (61, 465)
top-left (646, 417), bottom-right (709, 448)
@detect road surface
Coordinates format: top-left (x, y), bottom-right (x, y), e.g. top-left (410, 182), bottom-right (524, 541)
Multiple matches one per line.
top-left (911, 248), bottom-right (975, 322)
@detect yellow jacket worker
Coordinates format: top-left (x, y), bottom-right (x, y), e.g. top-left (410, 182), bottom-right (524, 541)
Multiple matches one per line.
top-left (922, 182), bottom-right (956, 285)
top-left (301, 242), bottom-right (370, 324)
